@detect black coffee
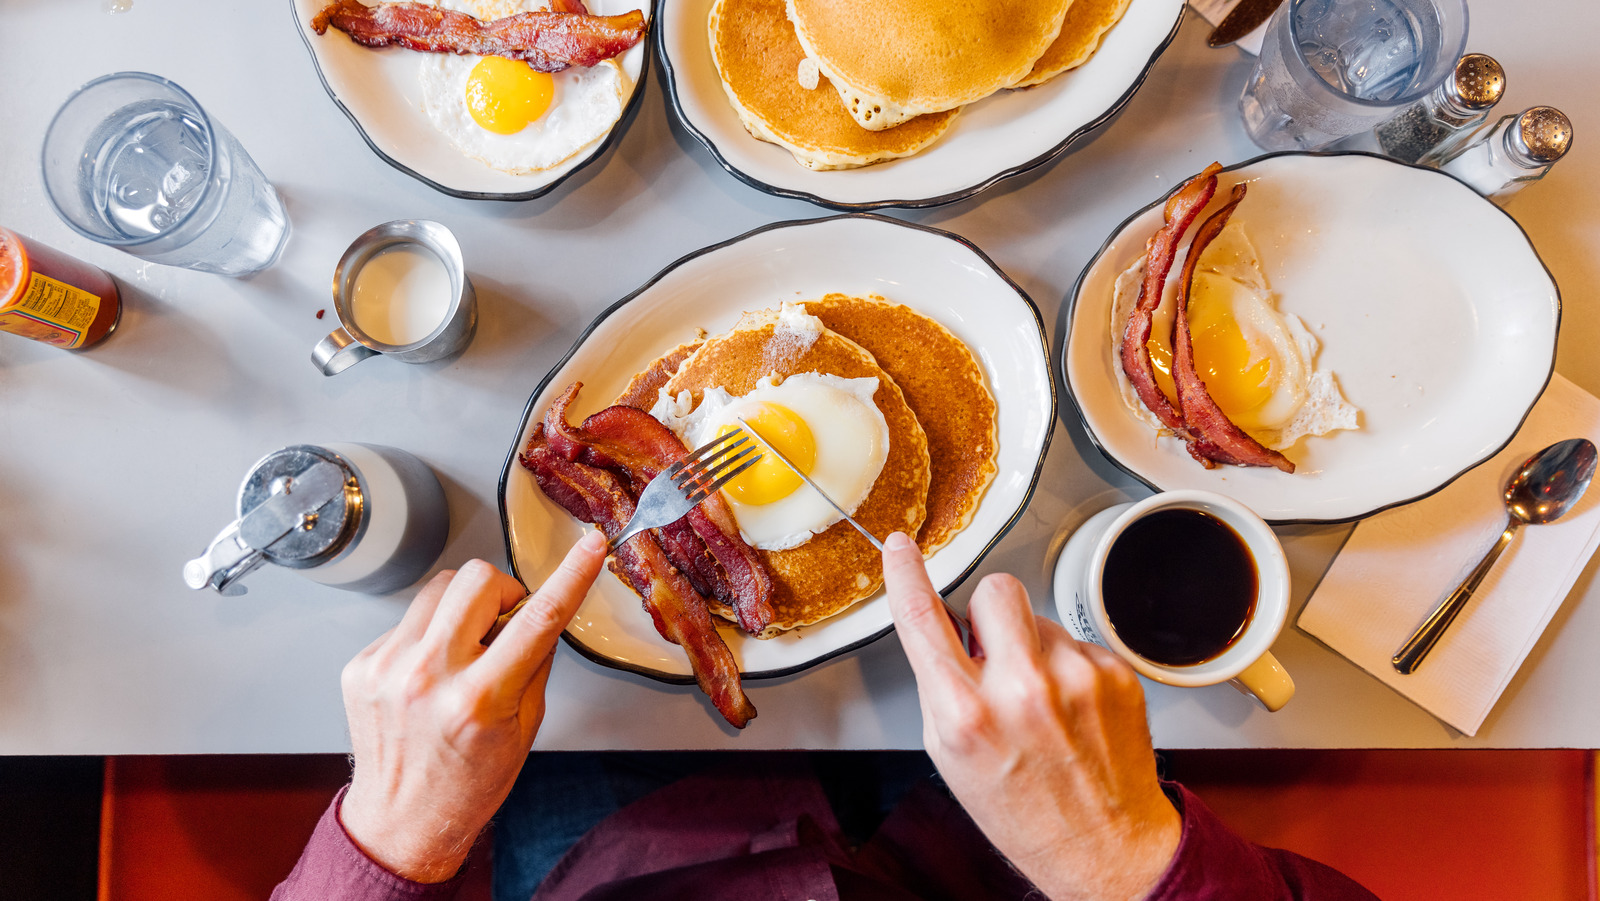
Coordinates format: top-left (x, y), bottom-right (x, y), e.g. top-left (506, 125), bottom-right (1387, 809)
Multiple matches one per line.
top-left (1100, 509), bottom-right (1257, 666)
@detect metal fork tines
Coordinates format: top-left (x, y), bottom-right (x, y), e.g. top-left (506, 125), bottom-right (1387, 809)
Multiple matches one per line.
top-left (608, 430), bottom-right (762, 549)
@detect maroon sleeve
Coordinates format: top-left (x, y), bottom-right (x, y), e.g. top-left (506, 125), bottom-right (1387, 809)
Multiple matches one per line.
top-left (1145, 783), bottom-right (1381, 901)
top-left (270, 785), bottom-right (467, 901)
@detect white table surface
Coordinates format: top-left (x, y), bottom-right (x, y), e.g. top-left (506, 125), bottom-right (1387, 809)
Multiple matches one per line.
top-left (2, 0), bottom-right (1596, 754)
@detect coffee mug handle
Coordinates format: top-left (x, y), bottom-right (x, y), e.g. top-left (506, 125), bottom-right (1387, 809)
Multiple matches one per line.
top-left (312, 327), bottom-right (378, 376)
top-left (1228, 651), bottom-right (1295, 712)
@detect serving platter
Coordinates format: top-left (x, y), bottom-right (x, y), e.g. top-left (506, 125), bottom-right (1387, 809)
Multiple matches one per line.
top-left (291, 0), bottom-right (652, 200)
top-left (1063, 152), bottom-right (1561, 524)
top-left (499, 214), bottom-right (1055, 682)
top-left (656, 0), bottom-right (1184, 209)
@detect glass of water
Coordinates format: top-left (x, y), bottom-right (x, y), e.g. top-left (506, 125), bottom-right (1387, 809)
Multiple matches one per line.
top-left (1239, 0), bottom-right (1468, 152)
top-left (41, 72), bottom-right (289, 278)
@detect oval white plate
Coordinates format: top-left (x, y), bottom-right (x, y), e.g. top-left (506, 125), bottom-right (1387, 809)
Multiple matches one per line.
top-left (291, 0), bottom-right (651, 200)
top-left (1064, 152), bottom-right (1560, 524)
top-left (656, 0), bottom-right (1183, 209)
top-left (498, 215), bottom-right (1055, 681)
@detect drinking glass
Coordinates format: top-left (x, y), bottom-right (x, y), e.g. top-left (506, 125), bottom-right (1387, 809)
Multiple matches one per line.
top-left (1239, 0), bottom-right (1468, 152)
top-left (41, 72), bottom-right (290, 278)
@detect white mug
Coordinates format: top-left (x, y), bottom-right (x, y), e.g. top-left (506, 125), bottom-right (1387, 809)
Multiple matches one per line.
top-left (1051, 490), bottom-right (1295, 712)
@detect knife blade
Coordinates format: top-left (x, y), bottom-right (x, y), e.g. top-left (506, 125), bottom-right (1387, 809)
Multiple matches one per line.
top-left (1207, 0), bottom-right (1283, 47)
top-left (734, 416), bottom-right (884, 550)
top-left (734, 417), bottom-right (983, 657)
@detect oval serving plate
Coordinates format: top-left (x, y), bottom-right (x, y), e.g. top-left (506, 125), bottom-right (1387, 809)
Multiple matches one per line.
top-left (656, 0), bottom-right (1184, 210)
top-left (1063, 152), bottom-right (1560, 524)
top-left (291, 0), bottom-right (651, 200)
top-left (499, 215), bottom-right (1055, 682)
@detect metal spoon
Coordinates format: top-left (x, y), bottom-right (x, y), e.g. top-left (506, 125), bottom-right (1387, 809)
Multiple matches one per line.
top-left (1392, 438), bottom-right (1597, 675)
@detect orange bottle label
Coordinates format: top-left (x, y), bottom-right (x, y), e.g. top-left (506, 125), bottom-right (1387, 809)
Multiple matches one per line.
top-left (0, 271), bottom-right (104, 349)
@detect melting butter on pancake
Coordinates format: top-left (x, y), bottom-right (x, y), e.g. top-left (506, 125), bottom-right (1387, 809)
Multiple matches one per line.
top-left (1011, 0), bottom-right (1133, 88)
top-left (801, 294), bottom-right (997, 556)
top-left (709, 0), bottom-right (958, 169)
top-left (660, 304), bottom-right (930, 635)
top-left (785, 0), bottom-right (1074, 130)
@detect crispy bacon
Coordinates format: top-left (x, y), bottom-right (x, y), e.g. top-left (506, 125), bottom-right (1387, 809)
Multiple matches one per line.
top-left (310, 0), bottom-right (646, 73)
top-left (521, 426), bottom-right (757, 728)
top-left (1119, 162), bottom-right (1223, 432)
top-left (540, 384), bottom-right (775, 634)
top-left (1169, 184), bottom-right (1296, 474)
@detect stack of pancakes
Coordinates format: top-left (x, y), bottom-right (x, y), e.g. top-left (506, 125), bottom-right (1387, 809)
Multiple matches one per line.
top-left (617, 294), bottom-right (998, 637)
top-left (708, 0), bottom-right (1134, 169)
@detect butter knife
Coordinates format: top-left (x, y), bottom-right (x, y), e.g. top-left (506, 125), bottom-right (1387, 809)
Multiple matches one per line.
top-left (735, 417), bottom-right (982, 656)
top-left (1207, 0), bottom-right (1283, 47)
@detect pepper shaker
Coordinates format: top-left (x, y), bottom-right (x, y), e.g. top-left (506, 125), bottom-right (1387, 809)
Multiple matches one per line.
top-left (185, 443), bottom-right (449, 595)
top-left (1374, 54), bottom-right (1506, 164)
top-left (1422, 106), bottom-right (1574, 202)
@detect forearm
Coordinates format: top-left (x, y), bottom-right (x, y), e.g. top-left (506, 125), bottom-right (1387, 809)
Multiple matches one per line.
top-left (271, 786), bottom-right (467, 901)
top-left (1144, 784), bottom-right (1380, 901)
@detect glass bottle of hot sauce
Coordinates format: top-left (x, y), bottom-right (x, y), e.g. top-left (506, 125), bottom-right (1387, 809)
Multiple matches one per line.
top-left (0, 227), bottom-right (121, 350)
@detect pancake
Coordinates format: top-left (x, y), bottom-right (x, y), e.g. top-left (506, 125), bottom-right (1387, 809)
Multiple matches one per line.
top-left (786, 0), bottom-right (1074, 130)
top-left (1011, 0), bottom-right (1133, 88)
top-left (662, 306), bottom-right (930, 635)
top-left (802, 294), bottom-right (997, 555)
top-left (709, 0), bottom-right (958, 170)
top-left (616, 339), bottom-right (703, 408)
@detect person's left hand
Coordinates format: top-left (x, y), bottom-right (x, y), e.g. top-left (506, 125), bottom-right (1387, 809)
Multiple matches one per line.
top-left (338, 533), bottom-right (607, 883)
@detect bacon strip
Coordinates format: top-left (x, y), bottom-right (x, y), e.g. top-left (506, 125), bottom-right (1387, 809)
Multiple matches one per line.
top-left (541, 385), bottom-right (775, 634)
top-left (521, 426), bottom-right (757, 728)
top-left (1119, 162), bottom-right (1223, 432)
top-left (1169, 183), bottom-right (1296, 474)
top-left (310, 0), bottom-right (646, 73)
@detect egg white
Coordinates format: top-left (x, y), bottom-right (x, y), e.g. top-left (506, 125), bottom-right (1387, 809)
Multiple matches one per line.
top-left (1110, 220), bottom-right (1359, 452)
top-left (416, 0), bottom-right (630, 175)
top-left (653, 372), bottom-right (890, 550)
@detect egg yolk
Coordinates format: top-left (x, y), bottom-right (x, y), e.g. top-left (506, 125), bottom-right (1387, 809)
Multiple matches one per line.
top-left (465, 56), bottom-right (554, 135)
top-left (1147, 290), bottom-right (1274, 420)
top-left (717, 404), bottom-right (816, 506)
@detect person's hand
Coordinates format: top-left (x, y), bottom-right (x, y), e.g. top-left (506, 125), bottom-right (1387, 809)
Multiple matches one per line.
top-left (882, 532), bottom-right (1181, 901)
top-left (338, 533), bottom-right (607, 883)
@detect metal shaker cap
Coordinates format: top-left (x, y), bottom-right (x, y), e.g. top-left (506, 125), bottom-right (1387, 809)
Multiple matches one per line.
top-left (1445, 54), bottom-right (1505, 111)
top-left (238, 445), bottom-right (365, 568)
top-left (1507, 107), bottom-right (1573, 164)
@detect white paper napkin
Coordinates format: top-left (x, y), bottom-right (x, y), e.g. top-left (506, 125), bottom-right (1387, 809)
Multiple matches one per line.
top-left (1297, 374), bottom-right (1600, 735)
top-left (1186, 0), bottom-right (1268, 56)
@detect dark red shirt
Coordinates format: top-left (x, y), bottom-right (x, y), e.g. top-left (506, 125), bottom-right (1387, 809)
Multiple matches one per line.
top-left (273, 764), bottom-right (1378, 901)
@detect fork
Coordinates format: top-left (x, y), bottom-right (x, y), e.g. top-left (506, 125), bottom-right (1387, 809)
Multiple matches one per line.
top-left (609, 429), bottom-right (762, 548)
top-left (486, 431), bottom-right (763, 645)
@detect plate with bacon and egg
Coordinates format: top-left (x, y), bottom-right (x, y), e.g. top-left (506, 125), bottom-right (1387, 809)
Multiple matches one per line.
top-left (497, 214), bottom-right (1054, 726)
top-left (293, 0), bottom-right (651, 199)
top-left (1064, 152), bottom-right (1560, 524)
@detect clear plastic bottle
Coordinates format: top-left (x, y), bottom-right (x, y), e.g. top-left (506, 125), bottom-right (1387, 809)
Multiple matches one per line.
top-left (1422, 107), bottom-right (1574, 202)
top-left (1374, 54), bottom-right (1506, 164)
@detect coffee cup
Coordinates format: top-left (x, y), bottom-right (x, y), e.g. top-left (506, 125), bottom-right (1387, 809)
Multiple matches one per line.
top-left (1051, 490), bottom-right (1295, 711)
top-left (311, 220), bottom-right (476, 376)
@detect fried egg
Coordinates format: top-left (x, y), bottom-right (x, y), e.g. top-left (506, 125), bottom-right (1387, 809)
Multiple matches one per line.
top-left (1112, 220), bottom-right (1358, 451)
top-left (654, 372), bottom-right (890, 550)
top-left (417, 0), bottom-right (629, 174)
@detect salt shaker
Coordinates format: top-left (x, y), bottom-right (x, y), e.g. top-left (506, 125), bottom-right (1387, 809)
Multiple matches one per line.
top-left (185, 443), bottom-right (449, 595)
top-left (1374, 53), bottom-right (1506, 164)
top-left (1422, 107), bottom-right (1574, 202)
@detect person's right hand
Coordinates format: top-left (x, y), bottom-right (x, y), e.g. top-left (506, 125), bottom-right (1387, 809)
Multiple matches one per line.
top-left (882, 531), bottom-right (1182, 901)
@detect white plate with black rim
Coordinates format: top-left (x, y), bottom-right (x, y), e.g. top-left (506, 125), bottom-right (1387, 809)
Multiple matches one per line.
top-left (291, 0), bottom-right (652, 200)
top-left (655, 0), bottom-right (1184, 210)
top-left (1063, 152), bottom-right (1560, 524)
top-left (498, 214), bottom-right (1054, 682)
